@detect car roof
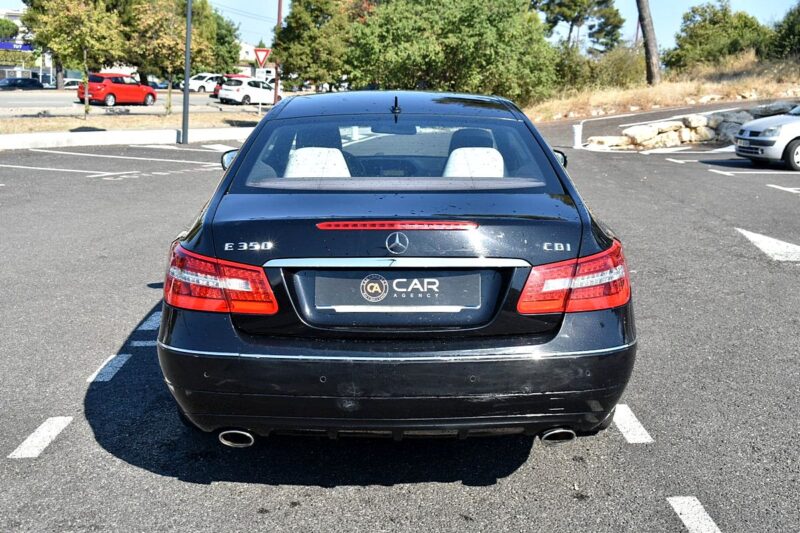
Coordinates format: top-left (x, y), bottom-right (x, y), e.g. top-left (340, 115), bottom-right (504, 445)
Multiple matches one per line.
top-left (276, 90), bottom-right (518, 119)
top-left (94, 73), bottom-right (130, 78)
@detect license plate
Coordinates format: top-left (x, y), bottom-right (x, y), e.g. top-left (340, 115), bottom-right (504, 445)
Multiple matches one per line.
top-left (737, 139), bottom-right (750, 147)
top-left (314, 271), bottom-right (481, 313)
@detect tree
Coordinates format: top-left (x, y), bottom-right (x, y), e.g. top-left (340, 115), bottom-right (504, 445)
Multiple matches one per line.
top-left (532, 0), bottom-right (624, 52)
top-left (23, 0), bottom-right (124, 116)
top-left (273, 0), bottom-right (351, 89)
top-left (664, 0), bottom-right (773, 70)
top-left (635, 0), bottom-right (660, 85)
top-left (350, 0), bottom-right (557, 106)
top-left (212, 11), bottom-right (240, 73)
top-left (771, 2), bottom-right (800, 59)
top-left (0, 18), bottom-right (19, 40)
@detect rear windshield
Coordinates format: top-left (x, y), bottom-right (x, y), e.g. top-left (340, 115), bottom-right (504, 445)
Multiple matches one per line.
top-left (224, 79), bottom-right (243, 87)
top-left (89, 75), bottom-right (104, 83)
top-left (230, 115), bottom-right (563, 193)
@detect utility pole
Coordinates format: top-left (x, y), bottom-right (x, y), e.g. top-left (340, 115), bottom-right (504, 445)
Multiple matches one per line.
top-left (273, 0), bottom-right (282, 106)
top-left (181, 0), bottom-right (193, 144)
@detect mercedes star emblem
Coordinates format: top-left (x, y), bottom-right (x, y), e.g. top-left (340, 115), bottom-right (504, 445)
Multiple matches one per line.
top-left (385, 232), bottom-right (409, 254)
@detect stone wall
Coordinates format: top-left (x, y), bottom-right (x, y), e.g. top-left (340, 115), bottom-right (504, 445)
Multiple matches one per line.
top-left (586, 101), bottom-right (796, 151)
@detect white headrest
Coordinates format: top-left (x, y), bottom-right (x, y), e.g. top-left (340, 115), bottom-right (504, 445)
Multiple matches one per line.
top-left (443, 147), bottom-right (504, 178)
top-left (284, 147), bottom-right (351, 178)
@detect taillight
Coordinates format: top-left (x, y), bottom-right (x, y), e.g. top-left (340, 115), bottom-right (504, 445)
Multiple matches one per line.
top-left (164, 244), bottom-right (278, 314)
top-left (517, 240), bottom-right (630, 314)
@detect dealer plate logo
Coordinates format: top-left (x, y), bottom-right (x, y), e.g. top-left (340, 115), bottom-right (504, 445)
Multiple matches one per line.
top-left (360, 274), bottom-right (389, 302)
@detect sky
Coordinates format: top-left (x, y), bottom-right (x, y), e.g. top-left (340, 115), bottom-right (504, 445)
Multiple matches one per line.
top-left (0, 0), bottom-right (796, 50)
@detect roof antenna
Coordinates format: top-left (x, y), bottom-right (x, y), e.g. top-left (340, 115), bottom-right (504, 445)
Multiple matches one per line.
top-left (391, 95), bottom-right (401, 115)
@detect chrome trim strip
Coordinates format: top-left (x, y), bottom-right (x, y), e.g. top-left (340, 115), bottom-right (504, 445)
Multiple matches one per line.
top-left (318, 305), bottom-right (471, 313)
top-left (263, 257), bottom-right (531, 268)
top-left (157, 340), bottom-right (636, 362)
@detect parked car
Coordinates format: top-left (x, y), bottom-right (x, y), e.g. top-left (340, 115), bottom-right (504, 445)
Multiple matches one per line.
top-left (183, 73), bottom-right (221, 93)
top-left (158, 91), bottom-right (636, 447)
top-left (218, 77), bottom-right (280, 105)
top-left (0, 77), bottom-right (44, 90)
top-left (736, 105), bottom-right (800, 170)
top-left (77, 73), bottom-right (157, 107)
top-left (211, 74), bottom-right (250, 99)
top-left (62, 78), bottom-right (82, 90)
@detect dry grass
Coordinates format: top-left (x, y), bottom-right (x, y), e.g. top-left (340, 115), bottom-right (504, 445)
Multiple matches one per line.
top-left (0, 111), bottom-right (261, 135)
top-left (525, 51), bottom-right (800, 122)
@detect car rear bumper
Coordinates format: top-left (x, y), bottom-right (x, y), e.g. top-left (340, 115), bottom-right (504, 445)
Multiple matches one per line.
top-left (157, 304), bottom-right (636, 436)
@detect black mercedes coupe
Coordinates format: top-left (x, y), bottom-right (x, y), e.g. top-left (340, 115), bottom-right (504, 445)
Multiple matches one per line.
top-left (157, 91), bottom-right (636, 447)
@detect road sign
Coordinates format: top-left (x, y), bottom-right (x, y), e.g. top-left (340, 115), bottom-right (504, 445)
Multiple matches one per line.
top-left (254, 48), bottom-right (271, 68)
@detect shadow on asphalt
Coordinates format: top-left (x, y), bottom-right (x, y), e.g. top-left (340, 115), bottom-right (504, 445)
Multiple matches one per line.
top-left (84, 302), bottom-right (535, 487)
top-left (224, 118), bottom-right (260, 127)
top-left (698, 158), bottom-right (783, 170)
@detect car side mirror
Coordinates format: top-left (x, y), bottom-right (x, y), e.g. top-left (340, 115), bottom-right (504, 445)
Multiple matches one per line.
top-left (553, 149), bottom-right (568, 168)
top-left (221, 149), bottom-right (238, 170)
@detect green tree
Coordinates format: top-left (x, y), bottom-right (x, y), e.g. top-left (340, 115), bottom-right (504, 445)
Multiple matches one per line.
top-left (128, 0), bottom-right (184, 114)
top-left (212, 11), bottom-right (240, 73)
top-left (0, 18), bottom-right (19, 40)
top-left (771, 2), bottom-right (800, 59)
top-left (23, 0), bottom-right (124, 116)
top-left (350, 0), bottom-right (557, 106)
top-left (664, 0), bottom-right (773, 70)
top-left (273, 0), bottom-right (351, 89)
top-left (532, 0), bottom-right (624, 52)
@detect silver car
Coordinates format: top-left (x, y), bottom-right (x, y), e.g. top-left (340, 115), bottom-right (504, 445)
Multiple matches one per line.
top-left (735, 105), bottom-right (800, 170)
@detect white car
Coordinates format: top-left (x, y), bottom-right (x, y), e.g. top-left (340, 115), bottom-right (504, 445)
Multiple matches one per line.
top-left (184, 73), bottom-right (221, 93)
top-left (736, 105), bottom-right (800, 170)
top-left (218, 78), bottom-right (281, 105)
top-left (62, 78), bottom-right (82, 90)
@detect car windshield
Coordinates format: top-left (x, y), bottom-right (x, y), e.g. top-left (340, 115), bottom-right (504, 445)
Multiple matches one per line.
top-left (0, 79), bottom-right (9, 86)
top-left (789, 105), bottom-right (800, 116)
top-left (230, 115), bottom-right (563, 193)
top-left (88, 75), bottom-right (104, 83)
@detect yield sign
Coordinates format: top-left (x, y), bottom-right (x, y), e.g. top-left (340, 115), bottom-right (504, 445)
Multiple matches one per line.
top-left (736, 228), bottom-right (800, 262)
top-left (254, 48), bottom-right (272, 68)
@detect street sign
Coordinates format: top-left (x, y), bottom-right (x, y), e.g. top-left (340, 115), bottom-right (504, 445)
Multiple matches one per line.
top-left (254, 48), bottom-right (271, 68)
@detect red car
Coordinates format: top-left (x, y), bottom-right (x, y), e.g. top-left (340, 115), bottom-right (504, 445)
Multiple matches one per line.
top-left (77, 73), bottom-right (157, 107)
top-left (211, 74), bottom-right (250, 98)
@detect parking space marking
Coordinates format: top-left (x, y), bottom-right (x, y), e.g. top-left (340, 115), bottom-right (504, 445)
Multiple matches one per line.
top-left (710, 168), bottom-right (798, 177)
top-left (86, 353), bottom-right (132, 383)
top-left (736, 228), bottom-right (800, 262)
top-left (0, 163), bottom-right (109, 175)
top-left (132, 145), bottom-right (220, 153)
top-left (767, 184), bottom-right (800, 195)
top-left (29, 148), bottom-right (218, 166)
top-left (131, 340), bottom-right (157, 347)
top-left (666, 158), bottom-right (698, 164)
top-left (613, 404), bottom-right (653, 444)
top-left (8, 417), bottom-right (73, 459)
top-left (668, 496), bottom-right (722, 533)
top-left (137, 311), bottom-right (162, 331)
top-left (202, 144), bottom-right (238, 152)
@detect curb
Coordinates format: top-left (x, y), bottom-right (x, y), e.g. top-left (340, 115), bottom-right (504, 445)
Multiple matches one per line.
top-left (0, 127), bottom-right (254, 151)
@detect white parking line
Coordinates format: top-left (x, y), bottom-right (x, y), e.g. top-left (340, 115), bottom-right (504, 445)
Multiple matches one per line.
top-left (736, 228), bottom-right (800, 262)
top-left (28, 148), bottom-right (217, 166)
top-left (710, 168), bottom-right (799, 177)
top-left (132, 144), bottom-right (219, 153)
top-left (8, 417), bottom-right (73, 459)
top-left (86, 353), bottom-right (132, 383)
top-left (137, 311), bottom-right (162, 331)
top-left (613, 404), bottom-right (653, 444)
top-left (668, 496), bottom-right (722, 533)
top-left (131, 340), bottom-right (157, 347)
top-left (666, 158), bottom-right (699, 164)
top-left (0, 163), bottom-right (106, 174)
top-left (202, 143), bottom-right (238, 152)
top-left (767, 184), bottom-right (800, 195)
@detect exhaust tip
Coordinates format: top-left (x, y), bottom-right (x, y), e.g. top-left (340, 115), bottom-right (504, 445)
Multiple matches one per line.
top-left (218, 429), bottom-right (255, 448)
top-left (540, 428), bottom-right (576, 446)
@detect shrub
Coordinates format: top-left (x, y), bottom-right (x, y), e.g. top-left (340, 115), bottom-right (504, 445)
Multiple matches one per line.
top-left (594, 45), bottom-right (646, 88)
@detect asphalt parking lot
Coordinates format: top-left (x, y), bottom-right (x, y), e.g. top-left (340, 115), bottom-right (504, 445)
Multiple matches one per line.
top-left (1, 118), bottom-right (798, 531)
